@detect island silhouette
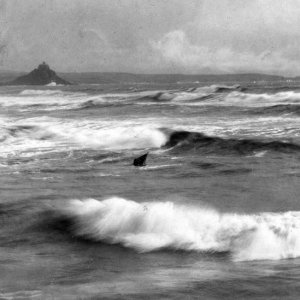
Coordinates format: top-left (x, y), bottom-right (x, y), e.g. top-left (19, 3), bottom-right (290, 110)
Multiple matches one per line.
top-left (8, 62), bottom-right (71, 85)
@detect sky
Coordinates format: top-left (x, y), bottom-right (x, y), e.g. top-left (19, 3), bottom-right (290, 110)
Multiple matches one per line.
top-left (1, 0), bottom-right (300, 75)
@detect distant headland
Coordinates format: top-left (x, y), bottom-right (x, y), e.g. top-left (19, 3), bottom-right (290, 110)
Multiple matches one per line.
top-left (6, 62), bottom-right (71, 86)
top-left (0, 64), bottom-right (299, 85)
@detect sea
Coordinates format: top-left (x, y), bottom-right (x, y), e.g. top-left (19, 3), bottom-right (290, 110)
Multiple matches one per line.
top-left (1, 79), bottom-right (300, 299)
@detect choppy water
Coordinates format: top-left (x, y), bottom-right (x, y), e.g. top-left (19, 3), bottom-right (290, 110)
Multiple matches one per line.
top-left (1, 81), bottom-right (300, 299)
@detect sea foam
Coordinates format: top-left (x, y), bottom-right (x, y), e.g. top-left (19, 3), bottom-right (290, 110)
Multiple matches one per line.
top-left (63, 197), bottom-right (300, 261)
top-left (222, 91), bottom-right (300, 107)
top-left (0, 117), bottom-right (167, 157)
top-left (19, 89), bottom-right (64, 96)
top-left (138, 87), bottom-right (300, 109)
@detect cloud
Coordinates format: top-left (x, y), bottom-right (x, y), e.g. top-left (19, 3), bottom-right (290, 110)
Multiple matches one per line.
top-left (152, 30), bottom-right (300, 75)
top-left (1, 0), bottom-right (300, 75)
top-left (152, 0), bottom-right (300, 75)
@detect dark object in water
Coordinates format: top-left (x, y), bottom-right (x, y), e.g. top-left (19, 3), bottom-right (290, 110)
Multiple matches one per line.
top-left (133, 153), bottom-right (148, 167)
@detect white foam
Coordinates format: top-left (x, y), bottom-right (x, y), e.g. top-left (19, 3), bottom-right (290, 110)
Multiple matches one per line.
top-left (143, 89), bottom-right (300, 107)
top-left (142, 85), bottom-right (222, 103)
top-left (252, 150), bottom-right (268, 157)
top-left (0, 93), bottom-right (76, 110)
top-left (0, 117), bottom-right (167, 157)
top-left (19, 89), bottom-right (63, 96)
top-left (219, 91), bottom-right (300, 107)
top-left (54, 120), bottom-right (167, 150)
top-left (64, 197), bottom-right (300, 261)
top-left (0, 89), bottom-right (148, 112)
top-left (142, 164), bottom-right (181, 170)
top-left (46, 82), bottom-right (57, 86)
top-left (2, 112), bottom-right (300, 158)
top-left (0, 90), bottom-right (113, 111)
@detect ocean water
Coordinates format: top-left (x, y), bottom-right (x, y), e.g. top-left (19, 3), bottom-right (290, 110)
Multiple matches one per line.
top-left (1, 81), bottom-right (300, 299)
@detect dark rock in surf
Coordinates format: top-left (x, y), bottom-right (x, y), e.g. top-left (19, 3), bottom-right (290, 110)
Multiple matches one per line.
top-left (8, 62), bottom-right (71, 85)
top-left (133, 153), bottom-right (148, 167)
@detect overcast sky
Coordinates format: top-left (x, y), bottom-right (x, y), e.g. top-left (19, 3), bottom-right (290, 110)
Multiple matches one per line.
top-left (1, 0), bottom-right (300, 75)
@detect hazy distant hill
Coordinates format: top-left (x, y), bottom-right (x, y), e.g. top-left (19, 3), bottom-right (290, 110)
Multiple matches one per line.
top-left (0, 69), bottom-right (293, 85)
top-left (0, 71), bottom-right (24, 83)
top-left (58, 72), bottom-right (286, 84)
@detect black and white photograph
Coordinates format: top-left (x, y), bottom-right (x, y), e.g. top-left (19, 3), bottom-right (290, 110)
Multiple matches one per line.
top-left (1, 1), bottom-right (300, 299)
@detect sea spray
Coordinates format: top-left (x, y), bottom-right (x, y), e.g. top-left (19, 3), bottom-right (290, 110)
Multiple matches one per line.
top-left (0, 118), bottom-right (167, 156)
top-left (62, 197), bottom-right (300, 261)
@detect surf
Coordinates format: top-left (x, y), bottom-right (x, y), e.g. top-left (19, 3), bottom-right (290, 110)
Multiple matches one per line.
top-left (58, 197), bottom-right (300, 261)
top-left (163, 130), bottom-right (300, 155)
top-left (0, 117), bottom-right (168, 157)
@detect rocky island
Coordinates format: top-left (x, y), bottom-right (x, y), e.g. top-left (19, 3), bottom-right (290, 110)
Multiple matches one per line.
top-left (8, 62), bottom-right (71, 85)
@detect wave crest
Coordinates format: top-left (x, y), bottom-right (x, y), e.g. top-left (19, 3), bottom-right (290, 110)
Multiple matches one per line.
top-left (224, 91), bottom-right (300, 106)
top-left (140, 84), bottom-right (242, 103)
top-left (250, 104), bottom-right (300, 116)
top-left (0, 119), bottom-right (167, 156)
top-left (164, 130), bottom-right (300, 154)
top-left (19, 89), bottom-right (63, 96)
top-left (61, 197), bottom-right (300, 261)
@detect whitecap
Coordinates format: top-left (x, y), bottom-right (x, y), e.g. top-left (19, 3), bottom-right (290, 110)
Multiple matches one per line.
top-left (62, 197), bottom-right (300, 261)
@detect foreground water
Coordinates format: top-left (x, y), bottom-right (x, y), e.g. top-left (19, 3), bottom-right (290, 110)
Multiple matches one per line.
top-left (1, 81), bottom-right (300, 299)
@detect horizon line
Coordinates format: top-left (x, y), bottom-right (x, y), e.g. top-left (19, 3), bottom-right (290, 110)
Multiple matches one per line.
top-left (1, 69), bottom-right (299, 79)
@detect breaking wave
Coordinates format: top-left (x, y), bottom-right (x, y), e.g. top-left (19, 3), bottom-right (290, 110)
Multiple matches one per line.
top-left (0, 90), bottom-right (84, 110)
top-left (19, 89), bottom-right (64, 96)
top-left (163, 130), bottom-right (300, 154)
top-left (223, 91), bottom-right (300, 107)
top-left (79, 99), bottom-right (112, 109)
top-left (249, 104), bottom-right (300, 116)
top-left (60, 197), bottom-right (300, 261)
top-left (0, 118), bottom-right (167, 155)
top-left (1, 117), bottom-right (300, 157)
top-left (7, 86), bottom-right (300, 113)
top-left (0, 90), bottom-right (134, 111)
top-left (139, 84), bottom-right (242, 103)
top-left (78, 97), bottom-right (131, 109)
top-left (136, 87), bottom-right (300, 110)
